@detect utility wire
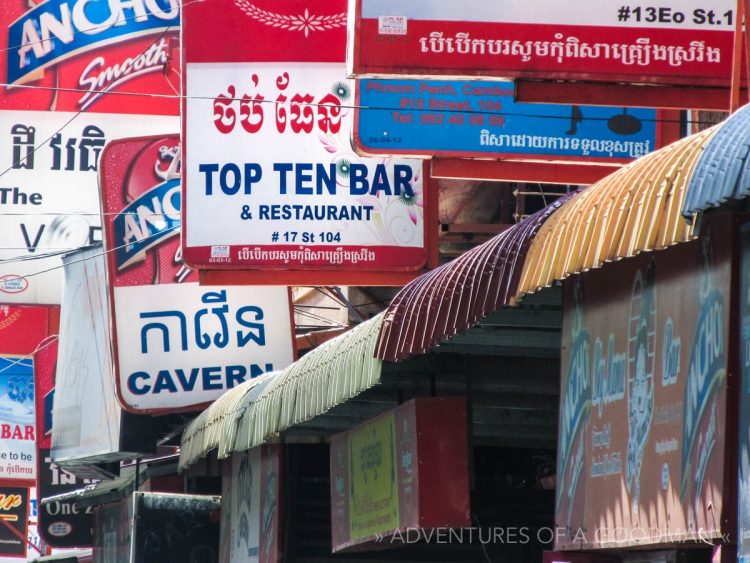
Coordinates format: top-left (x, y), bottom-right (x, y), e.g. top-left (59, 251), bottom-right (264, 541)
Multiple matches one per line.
top-left (0, 80), bottom-right (694, 125)
top-left (0, 225), bottom-right (179, 278)
top-left (0, 0), bottom-right (204, 56)
top-left (0, 336), bottom-right (58, 377)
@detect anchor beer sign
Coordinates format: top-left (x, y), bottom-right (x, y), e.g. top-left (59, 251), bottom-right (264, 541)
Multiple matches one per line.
top-left (556, 218), bottom-right (731, 550)
top-left (1, 0), bottom-right (180, 114)
top-left (100, 135), bottom-right (295, 413)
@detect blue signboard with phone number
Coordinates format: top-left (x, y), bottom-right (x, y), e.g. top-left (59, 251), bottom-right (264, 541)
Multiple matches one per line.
top-left (355, 79), bottom-right (658, 162)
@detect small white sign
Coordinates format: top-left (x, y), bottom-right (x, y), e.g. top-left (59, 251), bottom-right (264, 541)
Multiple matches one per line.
top-left (116, 283), bottom-right (294, 412)
top-left (378, 15), bottom-right (407, 35)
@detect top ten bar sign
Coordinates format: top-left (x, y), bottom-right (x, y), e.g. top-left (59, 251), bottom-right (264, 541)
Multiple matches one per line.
top-left (348, 0), bottom-right (735, 86)
top-left (182, 0), bottom-right (426, 276)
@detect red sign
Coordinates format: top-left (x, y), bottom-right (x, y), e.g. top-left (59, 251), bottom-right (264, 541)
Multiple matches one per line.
top-left (330, 397), bottom-right (470, 552)
top-left (0, 306), bottom-right (52, 356)
top-left (33, 337), bottom-right (56, 451)
top-left (1, 0), bottom-right (179, 114)
top-left (349, 0), bottom-right (735, 87)
top-left (556, 217), bottom-right (732, 550)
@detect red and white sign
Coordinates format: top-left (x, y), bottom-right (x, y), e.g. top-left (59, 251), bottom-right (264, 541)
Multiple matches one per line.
top-left (349, 0), bottom-right (735, 86)
top-left (100, 136), bottom-right (295, 413)
top-left (182, 0), bottom-right (427, 277)
top-left (1, 0), bottom-right (180, 115)
top-left (0, 112), bottom-right (178, 305)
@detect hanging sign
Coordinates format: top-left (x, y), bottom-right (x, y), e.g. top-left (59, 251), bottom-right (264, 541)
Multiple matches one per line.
top-left (738, 224), bottom-right (750, 563)
top-left (349, 0), bottom-right (735, 87)
top-left (1, 0), bottom-right (180, 114)
top-left (0, 486), bottom-right (29, 558)
top-left (100, 135), bottom-right (295, 413)
top-left (356, 78), bottom-right (659, 161)
top-left (330, 397), bottom-right (470, 552)
top-left (0, 305), bottom-right (55, 485)
top-left (182, 0), bottom-right (427, 280)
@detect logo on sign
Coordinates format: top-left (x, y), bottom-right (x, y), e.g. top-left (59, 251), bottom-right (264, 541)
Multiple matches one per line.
top-left (113, 178), bottom-right (181, 270)
top-left (7, 0), bottom-right (180, 86)
top-left (558, 280), bottom-right (590, 522)
top-left (681, 237), bottom-right (725, 501)
top-left (233, 1), bottom-right (346, 37)
top-left (0, 275), bottom-right (28, 294)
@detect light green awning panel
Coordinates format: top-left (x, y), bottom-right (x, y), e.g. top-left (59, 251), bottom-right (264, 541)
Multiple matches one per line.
top-left (179, 313), bottom-right (384, 469)
top-left (179, 373), bottom-right (278, 471)
top-left (231, 312), bottom-right (384, 455)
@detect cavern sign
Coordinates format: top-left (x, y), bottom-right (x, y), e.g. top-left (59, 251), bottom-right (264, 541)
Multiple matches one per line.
top-left (100, 136), bottom-right (295, 413)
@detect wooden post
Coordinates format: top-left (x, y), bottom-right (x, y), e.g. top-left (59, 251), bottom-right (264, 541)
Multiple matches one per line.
top-left (731, 0), bottom-right (746, 112)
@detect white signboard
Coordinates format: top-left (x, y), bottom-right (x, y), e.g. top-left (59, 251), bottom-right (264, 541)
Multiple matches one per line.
top-left (115, 284), bottom-right (294, 412)
top-left (52, 246), bottom-right (121, 463)
top-left (0, 111), bottom-right (178, 304)
top-left (184, 63), bottom-right (425, 271)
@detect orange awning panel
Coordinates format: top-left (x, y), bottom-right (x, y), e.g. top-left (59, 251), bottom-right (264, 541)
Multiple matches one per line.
top-left (516, 126), bottom-right (718, 298)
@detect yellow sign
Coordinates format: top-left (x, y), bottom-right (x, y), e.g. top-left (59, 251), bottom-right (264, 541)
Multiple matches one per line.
top-left (348, 413), bottom-right (399, 539)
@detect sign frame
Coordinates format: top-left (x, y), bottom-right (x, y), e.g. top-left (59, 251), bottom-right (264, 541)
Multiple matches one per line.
top-left (348, 0), bottom-right (737, 88)
top-left (100, 135), bottom-right (297, 415)
top-left (180, 0), bottom-right (435, 285)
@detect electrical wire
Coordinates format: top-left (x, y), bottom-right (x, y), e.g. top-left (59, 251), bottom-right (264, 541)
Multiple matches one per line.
top-left (0, 336), bottom-right (58, 377)
top-left (0, 0), bottom-right (205, 56)
top-left (0, 225), bottom-right (179, 278)
top-left (0, 80), bottom-right (691, 125)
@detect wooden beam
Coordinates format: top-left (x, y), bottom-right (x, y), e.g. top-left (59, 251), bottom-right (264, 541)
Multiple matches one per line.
top-left (516, 80), bottom-right (743, 111)
top-left (432, 158), bottom-right (619, 185)
top-left (200, 268), bottom-right (422, 287)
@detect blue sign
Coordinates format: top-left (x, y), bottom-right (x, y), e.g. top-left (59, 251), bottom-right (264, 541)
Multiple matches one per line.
top-left (114, 178), bottom-right (181, 271)
top-left (357, 79), bottom-right (657, 161)
top-left (7, 0), bottom-right (180, 85)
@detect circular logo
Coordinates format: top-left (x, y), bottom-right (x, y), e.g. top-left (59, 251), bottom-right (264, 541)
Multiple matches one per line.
top-left (0, 275), bottom-right (28, 294)
top-left (48, 521), bottom-right (72, 537)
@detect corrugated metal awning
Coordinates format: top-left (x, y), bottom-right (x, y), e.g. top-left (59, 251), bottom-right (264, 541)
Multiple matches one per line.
top-left (516, 125), bottom-right (719, 296)
top-left (179, 372), bottom-right (278, 471)
top-left (179, 313), bottom-right (384, 466)
top-left (375, 193), bottom-right (576, 362)
top-left (682, 105), bottom-right (745, 215)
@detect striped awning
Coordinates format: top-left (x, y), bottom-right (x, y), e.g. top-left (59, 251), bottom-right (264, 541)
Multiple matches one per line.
top-left (179, 372), bottom-right (278, 471)
top-left (375, 192), bottom-right (576, 362)
top-left (516, 125), bottom-right (719, 296)
top-left (179, 313), bottom-right (384, 466)
top-left (682, 105), bottom-right (746, 215)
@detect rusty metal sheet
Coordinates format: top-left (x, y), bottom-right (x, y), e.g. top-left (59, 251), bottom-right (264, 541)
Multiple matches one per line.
top-left (375, 193), bottom-right (576, 362)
